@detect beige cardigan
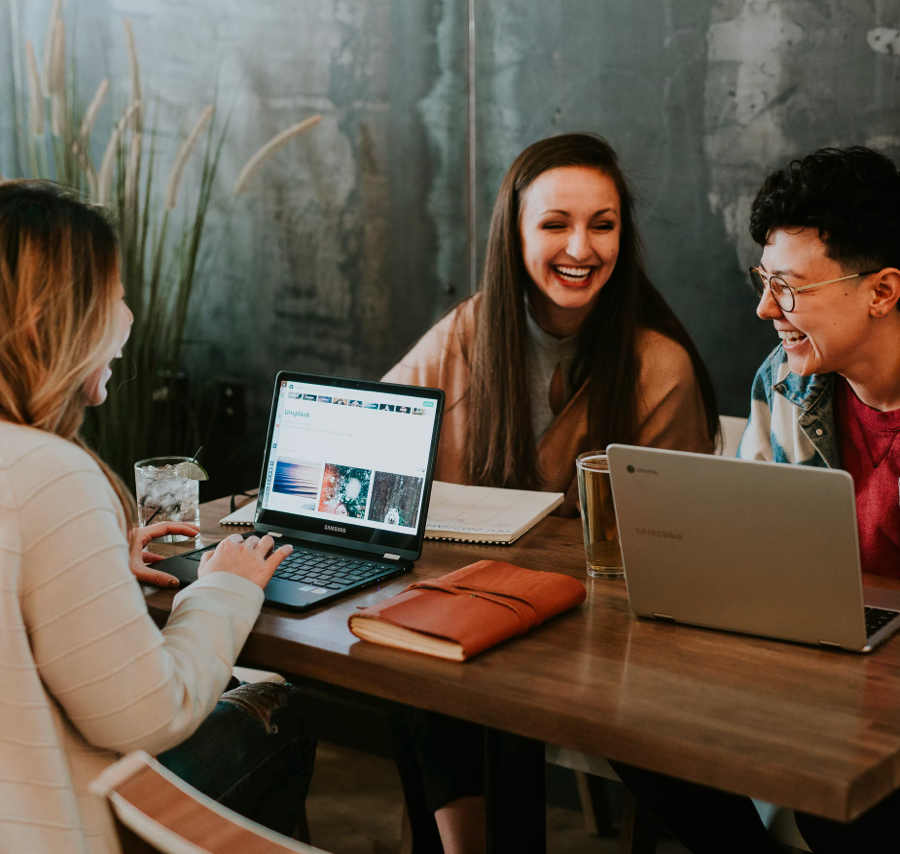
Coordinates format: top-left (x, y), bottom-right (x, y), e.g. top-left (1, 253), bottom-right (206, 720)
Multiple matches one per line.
top-left (383, 298), bottom-right (714, 515)
top-left (0, 422), bottom-right (264, 854)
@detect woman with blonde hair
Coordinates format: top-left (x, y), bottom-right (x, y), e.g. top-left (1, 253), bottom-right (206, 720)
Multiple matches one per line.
top-left (0, 180), bottom-right (314, 854)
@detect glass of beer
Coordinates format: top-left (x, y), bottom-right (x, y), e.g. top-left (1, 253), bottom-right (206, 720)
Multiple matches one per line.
top-left (576, 451), bottom-right (624, 579)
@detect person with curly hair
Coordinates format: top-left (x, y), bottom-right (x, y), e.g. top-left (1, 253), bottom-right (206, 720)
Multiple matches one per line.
top-left (611, 145), bottom-right (900, 852)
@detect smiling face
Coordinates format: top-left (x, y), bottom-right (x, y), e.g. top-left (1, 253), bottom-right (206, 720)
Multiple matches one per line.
top-left (755, 228), bottom-right (881, 377)
top-left (518, 166), bottom-right (621, 335)
top-left (82, 281), bottom-right (133, 406)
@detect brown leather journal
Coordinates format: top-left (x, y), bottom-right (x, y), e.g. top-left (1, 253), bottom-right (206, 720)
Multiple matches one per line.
top-left (347, 560), bottom-right (586, 661)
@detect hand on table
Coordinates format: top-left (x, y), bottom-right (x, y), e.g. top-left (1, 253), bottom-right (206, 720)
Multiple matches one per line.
top-left (199, 533), bottom-right (293, 589)
top-left (128, 522), bottom-right (201, 588)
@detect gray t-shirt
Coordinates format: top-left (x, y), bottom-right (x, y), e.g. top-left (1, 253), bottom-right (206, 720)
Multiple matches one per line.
top-left (524, 306), bottom-right (579, 443)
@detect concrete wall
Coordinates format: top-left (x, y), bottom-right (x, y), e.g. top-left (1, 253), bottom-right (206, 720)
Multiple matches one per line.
top-left (475, 0), bottom-right (900, 416)
top-left (4, 0), bottom-right (900, 478)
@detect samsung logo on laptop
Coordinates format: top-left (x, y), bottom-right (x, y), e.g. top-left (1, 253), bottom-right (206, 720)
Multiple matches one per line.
top-left (636, 527), bottom-right (682, 541)
top-left (324, 524), bottom-right (346, 534)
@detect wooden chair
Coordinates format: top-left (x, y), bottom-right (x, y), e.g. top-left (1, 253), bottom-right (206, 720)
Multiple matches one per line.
top-left (91, 750), bottom-right (326, 854)
top-left (717, 414), bottom-right (749, 459)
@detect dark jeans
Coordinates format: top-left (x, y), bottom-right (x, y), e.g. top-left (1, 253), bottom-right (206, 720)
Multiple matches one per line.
top-left (158, 681), bottom-right (316, 837)
top-left (392, 707), bottom-right (484, 854)
top-left (611, 761), bottom-right (900, 853)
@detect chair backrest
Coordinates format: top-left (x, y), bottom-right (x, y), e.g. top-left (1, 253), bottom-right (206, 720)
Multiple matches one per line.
top-left (91, 751), bottom-right (325, 854)
top-left (718, 415), bottom-right (749, 459)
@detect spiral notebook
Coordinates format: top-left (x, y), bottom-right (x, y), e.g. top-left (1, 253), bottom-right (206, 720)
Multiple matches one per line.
top-left (220, 482), bottom-right (562, 544)
top-left (423, 481), bottom-right (563, 545)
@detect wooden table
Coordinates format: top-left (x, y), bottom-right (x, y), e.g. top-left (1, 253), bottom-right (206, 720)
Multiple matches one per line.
top-left (146, 495), bottom-right (900, 841)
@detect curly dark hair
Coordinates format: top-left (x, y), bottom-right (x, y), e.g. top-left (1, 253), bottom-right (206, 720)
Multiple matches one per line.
top-left (749, 146), bottom-right (900, 271)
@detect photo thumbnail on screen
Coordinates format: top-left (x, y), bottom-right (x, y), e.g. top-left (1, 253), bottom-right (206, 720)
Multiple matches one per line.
top-left (319, 464), bottom-right (372, 519)
top-left (368, 471), bottom-right (424, 528)
top-left (273, 458), bottom-right (321, 510)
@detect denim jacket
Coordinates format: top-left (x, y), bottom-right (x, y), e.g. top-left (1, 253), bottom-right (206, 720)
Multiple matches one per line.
top-left (737, 345), bottom-right (840, 469)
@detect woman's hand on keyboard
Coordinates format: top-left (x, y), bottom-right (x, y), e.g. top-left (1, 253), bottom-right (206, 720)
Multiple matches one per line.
top-left (198, 533), bottom-right (293, 589)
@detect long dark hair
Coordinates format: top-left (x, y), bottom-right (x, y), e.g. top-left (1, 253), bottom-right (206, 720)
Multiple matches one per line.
top-left (466, 133), bottom-right (719, 489)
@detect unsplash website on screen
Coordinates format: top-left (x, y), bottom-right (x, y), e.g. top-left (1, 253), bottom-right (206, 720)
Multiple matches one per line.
top-left (260, 380), bottom-right (438, 534)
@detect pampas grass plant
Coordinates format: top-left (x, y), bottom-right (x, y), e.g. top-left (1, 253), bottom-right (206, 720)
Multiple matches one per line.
top-left (6, 3), bottom-right (320, 483)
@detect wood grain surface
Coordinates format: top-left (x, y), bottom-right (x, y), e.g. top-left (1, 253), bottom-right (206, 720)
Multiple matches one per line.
top-left (144, 494), bottom-right (900, 822)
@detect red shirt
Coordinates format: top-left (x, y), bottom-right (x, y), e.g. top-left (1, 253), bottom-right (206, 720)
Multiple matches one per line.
top-left (834, 377), bottom-right (900, 578)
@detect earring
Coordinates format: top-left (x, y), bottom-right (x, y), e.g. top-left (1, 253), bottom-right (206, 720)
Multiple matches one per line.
top-left (878, 310), bottom-right (885, 316)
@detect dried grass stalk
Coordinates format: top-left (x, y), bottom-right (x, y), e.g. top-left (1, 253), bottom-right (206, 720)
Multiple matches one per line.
top-left (125, 132), bottom-right (142, 212)
top-left (73, 79), bottom-right (107, 198)
top-left (98, 101), bottom-right (140, 205)
top-left (40, 0), bottom-right (62, 93)
top-left (164, 105), bottom-right (213, 210)
top-left (84, 160), bottom-right (98, 199)
top-left (123, 19), bottom-right (142, 130)
top-left (25, 42), bottom-right (44, 136)
top-left (49, 20), bottom-right (66, 137)
top-left (233, 114), bottom-right (322, 194)
top-left (78, 78), bottom-right (108, 148)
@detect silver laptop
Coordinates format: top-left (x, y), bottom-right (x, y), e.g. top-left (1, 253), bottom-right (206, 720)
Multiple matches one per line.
top-left (606, 445), bottom-right (900, 652)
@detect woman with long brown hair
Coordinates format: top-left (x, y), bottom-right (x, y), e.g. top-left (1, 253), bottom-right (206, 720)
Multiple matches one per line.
top-left (0, 181), bottom-right (314, 854)
top-left (384, 133), bottom-right (719, 853)
top-left (386, 132), bottom-right (717, 515)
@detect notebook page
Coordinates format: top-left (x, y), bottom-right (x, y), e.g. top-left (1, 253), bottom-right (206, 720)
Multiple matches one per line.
top-left (425, 482), bottom-right (563, 537)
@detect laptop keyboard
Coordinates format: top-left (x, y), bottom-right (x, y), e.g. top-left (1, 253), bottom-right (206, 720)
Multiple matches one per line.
top-left (183, 544), bottom-right (394, 593)
top-left (865, 606), bottom-right (900, 638)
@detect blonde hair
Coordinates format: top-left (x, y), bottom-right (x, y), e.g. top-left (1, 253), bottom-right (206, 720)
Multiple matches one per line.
top-left (0, 180), bottom-right (136, 524)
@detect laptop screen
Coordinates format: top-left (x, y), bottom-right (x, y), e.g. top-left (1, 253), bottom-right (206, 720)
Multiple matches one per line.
top-left (255, 372), bottom-right (444, 556)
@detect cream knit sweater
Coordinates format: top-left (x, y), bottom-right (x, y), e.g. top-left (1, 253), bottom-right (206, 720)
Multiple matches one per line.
top-left (0, 421), bottom-right (265, 854)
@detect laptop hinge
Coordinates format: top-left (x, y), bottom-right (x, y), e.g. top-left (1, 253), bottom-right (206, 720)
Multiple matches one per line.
top-left (383, 553), bottom-right (401, 560)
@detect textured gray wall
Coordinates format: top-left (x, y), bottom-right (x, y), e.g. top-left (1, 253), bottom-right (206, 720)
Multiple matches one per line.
top-left (4, 0), bottom-right (900, 458)
top-left (475, 0), bottom-right (900, 417)
top-left (1, 0), bottom-right (467, 463)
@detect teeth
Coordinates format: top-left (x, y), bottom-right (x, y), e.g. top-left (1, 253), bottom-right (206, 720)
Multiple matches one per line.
top-left (778, 330), bottom-right (806, 341)
top-left (555, 265), bottom-right (591, 281)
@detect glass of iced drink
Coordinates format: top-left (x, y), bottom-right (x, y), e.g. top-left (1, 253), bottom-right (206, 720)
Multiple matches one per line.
top-left (134, 456), bottom-right (203, 542)
top-left (576, 452), bottom-right (624, 579)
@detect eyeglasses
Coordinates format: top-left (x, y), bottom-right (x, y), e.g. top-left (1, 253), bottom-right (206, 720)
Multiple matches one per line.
top-left (748, 267), bottom-right (880, 312)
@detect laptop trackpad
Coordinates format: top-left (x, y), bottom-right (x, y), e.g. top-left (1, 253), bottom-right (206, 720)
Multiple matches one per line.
top-left (863, 586), bottom-right (900, 611)
top-left (264, 576), bottom-right (328, 608)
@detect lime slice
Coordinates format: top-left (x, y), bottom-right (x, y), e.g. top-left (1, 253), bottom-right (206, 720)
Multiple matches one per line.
top-left (174, 461), bottom-right (209, 481)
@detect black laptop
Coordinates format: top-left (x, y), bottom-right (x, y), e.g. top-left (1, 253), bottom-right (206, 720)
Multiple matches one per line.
top-left (156, 371), bottom-right (445, 611)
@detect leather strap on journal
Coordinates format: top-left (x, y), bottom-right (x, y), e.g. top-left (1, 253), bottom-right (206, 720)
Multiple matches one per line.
top-left (406, 579), bottom-right (541, 634)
